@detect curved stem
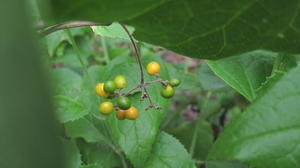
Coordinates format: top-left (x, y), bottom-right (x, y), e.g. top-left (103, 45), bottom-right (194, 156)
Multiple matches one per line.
top-left (120, 24), bottom-right (144, 83)
top-left (38, 21), bottom-right (111, 37)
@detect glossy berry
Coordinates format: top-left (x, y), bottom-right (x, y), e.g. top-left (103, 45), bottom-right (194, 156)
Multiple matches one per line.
top-left (114, 75), bottom-right (126, 89)
top-left (125, 106), bottom-right (139, 120)
top-left (161, 85), bottom-right (175, 98)
top-left (95, 83), bottom-right (109, 98)
top-left (104, 80), bottom-right (117, 93)
top-left (116, 110), bottom-right (126, 120)
top-left (117, 97), bottom-right (131, 110)
top-left (169, 78), bottom-right (181, 87)
top-left (146, 61), bottom-right (160, 75)
top-left (99, 101), bottom-right (114, 114)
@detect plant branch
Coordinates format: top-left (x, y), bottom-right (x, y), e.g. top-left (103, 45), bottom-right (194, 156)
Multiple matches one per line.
top-left (123, 79), bottom-right (166, 97)
top-left (120, 23), bottom-right (144, 84)
top-left (38, 21), bottom-right (111, 37)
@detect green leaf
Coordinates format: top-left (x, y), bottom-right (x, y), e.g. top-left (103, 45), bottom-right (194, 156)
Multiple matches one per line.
top-left (92, 22), bottom-right (134, 40)
top-left (45, 0), bottom-right (300, 59)
top-left (62, 139), bottom-right (81, 168)
top-left (208, 64), bottom-right (300, 168)
top-left (206, 160), bottom-right (250, 168)
top-left (207, 50), bottom-right (276, 101)
top-left (198, 63), bottom-right (228, 91)
top-left (145, 132), bottom-right (196, 168)
top-left (50, 68), bottom-right (89, 123)
top-left (54, 95), bottom-right (89, 123)
top-left (168, 121), bottom-right (213, 160)
top-left (65, 117), bottom-right (106, 143)
top-left (80, 143), bottom-right (121, 168)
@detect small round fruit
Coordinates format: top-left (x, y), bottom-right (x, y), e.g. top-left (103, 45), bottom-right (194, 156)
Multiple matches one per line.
top-left (116, 110), bottom-right (126, 120)
top-left (125, 106), bottom-right (139, 120)
top-left (169, 78), bottom-right (181, 87)
top-left (104, 80), bottom-right (117, 93)
top-left (161, 85), bottom-right (175, 98)
top-left (146, 61), bottom-right (160, 75)
top-left (114, 75), bottom-right (126, 89)
top-left (99, 101), bottom-right (114, 114)
top-left (117, 97), bottom-right (131, 110)
top-left (95, 83), bottom-right (110, 98)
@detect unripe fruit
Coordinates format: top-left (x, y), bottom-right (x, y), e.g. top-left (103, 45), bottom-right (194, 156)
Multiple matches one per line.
top-left (117, 97), bottom-right (131, 110)
top-left (114, 75), bottom-right (126, 89)
top-left (146, 61), bottom-right (160, 75)
top-left (169, 78), bottom-right (181, 87)
top-left (95, 83), bottom-right (110, 98)
top-left (161, 85), bottom-right (175, 98)
top-left (116, 110), bottom-right (126, 120)
top-left (99, 101), bottom-right (114, 114)
top-left (125, 106), bottom-right (139, 120)
top-left (104, 80), bottom-right (117, 93)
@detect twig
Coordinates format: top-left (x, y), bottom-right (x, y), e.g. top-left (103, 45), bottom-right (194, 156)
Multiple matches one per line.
top-left (120, 24), bottom-right (144, 83)
top-left (123, 79), bottom-right (166, 97)
top-left (38, 21), bottom-right (111, 37)
top-left (120, 23), bottom-right (167, 110)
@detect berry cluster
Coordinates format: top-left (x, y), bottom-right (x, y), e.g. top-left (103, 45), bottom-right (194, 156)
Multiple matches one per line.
top-left (95, 61), bottom-right (180, 120)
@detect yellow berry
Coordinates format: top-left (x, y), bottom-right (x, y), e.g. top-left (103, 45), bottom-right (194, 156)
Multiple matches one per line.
top-left (99, 101), bottom-right (114, 114)
top-left (95, 83), bottom-right (110, 98)
top-left (146, 61), bottom-right (160, 75)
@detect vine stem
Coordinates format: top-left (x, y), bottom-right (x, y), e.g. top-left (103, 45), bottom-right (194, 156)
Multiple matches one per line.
top-left (65, 29), bottom-right (89, 77)
top-left (120, 24), bottom-right (144, 83)
top-left (38, 21), bottom-right (111, 37)
top-left (120, 23), bottom-right (162, 109)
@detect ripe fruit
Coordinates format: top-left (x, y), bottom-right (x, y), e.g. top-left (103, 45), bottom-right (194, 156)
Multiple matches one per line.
top-left (116, 110), bottom-right (126, 120)
top-left (146, 61), bottom-right (160, 75)
top-left (169, 78), bottom-right (181, 87)
top-left (104, 80), bottom-right (117, 93)
top-left (125, 106), bottom-right (139, 120)
top-left (114, 75), bottom-right (126, 89)
top-left (117, 97), bottom-right (131, 110)
top-left (95, 83), bottom-right (109, 98)
top-left (99, 101), bottom-right (114, 114)
top-left (161, 85), bottom-right (175, 98)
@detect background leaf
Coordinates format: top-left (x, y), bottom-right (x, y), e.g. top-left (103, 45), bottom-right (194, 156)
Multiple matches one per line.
top-left (168, 121), bottom-right (214, 160)
top-left (44, 0), bottom-right (300, 59)
top-left (62, 139), bottom-right (81, 168)
top-left (208, 64), bottom-right (300, 168)
top-left (207, 50), bottom-right (276, 101)
top-left (145, 132), bottom-right (196, 168)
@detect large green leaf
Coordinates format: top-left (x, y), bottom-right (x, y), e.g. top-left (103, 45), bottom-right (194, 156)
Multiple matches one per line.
top-left (198, 63), bottom-right (228, 91)
top-left (44, 0), bottom-right (300, 59)
top-left (145, 132), bottom-right (196, 168)
top-left (206, 160), bottom-right (250, 168)
top-left (65, 117), bottom-right (106, 143)
top-left (168, 121), bottom-right (214, 160)
top-left (207, 50), bottom-right (276, 101)
top-left (208, 64), bottom-right (300, 168)
top-left (91, 56), bottom-right (170, 167)
top-left (79, 143), bottom-right (121, 168)
top-left (51, 68), bottom-right (90, 123)
top-left (62, 139), bottom-right (82, 168)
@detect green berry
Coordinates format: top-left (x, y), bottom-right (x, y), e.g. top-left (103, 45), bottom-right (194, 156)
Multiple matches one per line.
top-left (104, 80), bottom-right (117, 93)
top-left (117, 97), bottom-right (131, 110)
top-left (161, 85), bottom-right (175, 98)
top-left (169, 78), bottom-right (181, 87)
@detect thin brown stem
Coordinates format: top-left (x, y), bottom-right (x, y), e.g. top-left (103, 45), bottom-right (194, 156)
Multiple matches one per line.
top-left (38, 21), bottom-right (111, 37)
top-left (120, 24), bottom-right (144, 84)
